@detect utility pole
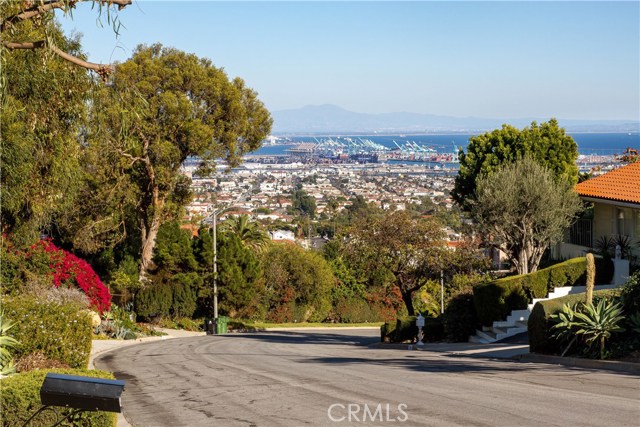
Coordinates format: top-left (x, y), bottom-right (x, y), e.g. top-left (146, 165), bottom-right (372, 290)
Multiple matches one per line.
top-left (440, 269), bottom-right (444, 315)
top-left (212, 210), bottom-right (219, 320)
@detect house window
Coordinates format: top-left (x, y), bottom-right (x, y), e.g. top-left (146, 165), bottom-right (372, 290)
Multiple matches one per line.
top-left (569, 217), bottom-right (592, 247)
top-left (617, 208), bottom-right (629, 236)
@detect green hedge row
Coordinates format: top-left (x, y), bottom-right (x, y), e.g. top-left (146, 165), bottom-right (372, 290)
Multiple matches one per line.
top-left (0, 368), bottom-right (117, 427)
top-left (2, 296), bottom-right (92, 369)
top-left (473, 257), bottom-right (613, 326)
top-left (381, 316), bottom-right (444, 343)
top-left (527, 289), bottom-right (622, 354)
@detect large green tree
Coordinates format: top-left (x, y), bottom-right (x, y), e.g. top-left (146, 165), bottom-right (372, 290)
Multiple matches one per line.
top-left (215, 232), bottom-right (262, 318)
top-left (261, 243), bottom-right (334, 322)
top-left (453, 119), bottom-right (579, 209)
top-left (342, 210), bottom-right (447, 315)
top-left (87, 44), bottom-right (272, 280)
top-left (1, 19), bottom-right (90, 246)
top-left (471, 156), bottom-right (582, 275)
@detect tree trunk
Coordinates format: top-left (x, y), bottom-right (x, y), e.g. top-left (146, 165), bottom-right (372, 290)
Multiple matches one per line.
top-left (401, 290), bottom-right (415, 316)
top-left (139, 213), bottom-right (161, 280)
top-left (138, 139), bottom-right (164, 282)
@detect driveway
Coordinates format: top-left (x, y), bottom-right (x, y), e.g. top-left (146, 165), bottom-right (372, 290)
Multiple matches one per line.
top-left (95, 329), bottom-right (639, 427)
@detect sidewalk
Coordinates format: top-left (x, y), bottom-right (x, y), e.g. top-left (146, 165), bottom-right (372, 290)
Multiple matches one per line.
top-left (369, 341), bottom-right (530, 359)
top-left (369, 341), bottom-right (640, 373)
top-left (90, 328), bottom-right (205, 427)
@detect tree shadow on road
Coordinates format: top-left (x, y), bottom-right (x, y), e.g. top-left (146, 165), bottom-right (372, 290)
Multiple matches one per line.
top-left (215, 331), bottom-right (380, 347)
top-left (297, 354), bottom-right (533, 374)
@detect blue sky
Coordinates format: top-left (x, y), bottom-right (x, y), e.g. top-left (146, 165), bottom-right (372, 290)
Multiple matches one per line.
top-left (59, 1), bottom-right (639, 120)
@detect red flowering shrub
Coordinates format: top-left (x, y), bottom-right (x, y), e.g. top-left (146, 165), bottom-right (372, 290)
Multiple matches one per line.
top-left (25, 240), bottom-right (111, 313)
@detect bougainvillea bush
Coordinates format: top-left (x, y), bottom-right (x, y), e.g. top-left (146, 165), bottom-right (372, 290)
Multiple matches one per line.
top-left (1, 238), bottom-right (111, 313)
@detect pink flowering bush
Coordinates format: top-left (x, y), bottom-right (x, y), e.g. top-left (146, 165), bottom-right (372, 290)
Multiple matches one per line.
top-left (17, 240), bottom-right (111, 313)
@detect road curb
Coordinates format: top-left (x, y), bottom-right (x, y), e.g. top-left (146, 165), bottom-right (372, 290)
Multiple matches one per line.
top-left (515, 353), bottom-right (640, 374)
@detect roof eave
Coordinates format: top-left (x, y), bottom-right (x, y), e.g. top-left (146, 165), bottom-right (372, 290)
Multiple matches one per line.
top-left (578, 195), bottom-right (640, 209)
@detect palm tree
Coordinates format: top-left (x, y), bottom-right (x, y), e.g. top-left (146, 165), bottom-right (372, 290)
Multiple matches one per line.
top-left (221, 215), bottom-right (269, 251)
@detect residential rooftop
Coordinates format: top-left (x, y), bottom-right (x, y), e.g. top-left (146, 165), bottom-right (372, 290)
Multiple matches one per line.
top-left (575, 161), bottom-right (640, 205)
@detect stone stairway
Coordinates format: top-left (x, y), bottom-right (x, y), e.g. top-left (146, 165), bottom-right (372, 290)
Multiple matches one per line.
top-left (469, 284), bottom-right (620, 344)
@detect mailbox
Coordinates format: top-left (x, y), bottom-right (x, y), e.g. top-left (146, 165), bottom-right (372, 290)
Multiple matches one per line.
top-left (40, 373), bottom-right (125, 413)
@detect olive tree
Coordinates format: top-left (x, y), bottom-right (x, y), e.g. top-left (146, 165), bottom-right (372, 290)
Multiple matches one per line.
top-left (471, 156), bottom-right (582, 275)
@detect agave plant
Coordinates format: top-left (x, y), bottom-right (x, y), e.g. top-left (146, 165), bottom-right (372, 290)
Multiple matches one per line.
top-left (572, 299), bottom-right (626, 360)
top-left (0, 310), bottom-right (20, 375)
top-left (551, 303), bottom-right (578, 342)
top-left (551, 303), bottom-right (579, 356)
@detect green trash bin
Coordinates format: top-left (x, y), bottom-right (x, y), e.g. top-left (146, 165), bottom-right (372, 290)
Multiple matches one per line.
top-left (215, 316), bottom-right (228, 334)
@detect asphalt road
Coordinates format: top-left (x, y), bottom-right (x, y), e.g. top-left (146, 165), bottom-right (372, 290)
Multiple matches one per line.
top-left (95, 329), bottom-right (639, 427)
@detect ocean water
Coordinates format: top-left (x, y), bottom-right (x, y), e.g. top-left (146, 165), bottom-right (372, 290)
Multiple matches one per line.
top-left (255, 133), bottom-right (640, 156)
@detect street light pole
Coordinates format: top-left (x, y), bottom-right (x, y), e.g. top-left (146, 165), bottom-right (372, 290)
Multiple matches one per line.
top-left (212, 210), bottom-right (218, 320)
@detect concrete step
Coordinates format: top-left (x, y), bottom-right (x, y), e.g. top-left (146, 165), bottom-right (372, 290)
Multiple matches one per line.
top-left (468, 283), bottom-right (621, 344)
top-left (475, 329), bottom-right (497, 342)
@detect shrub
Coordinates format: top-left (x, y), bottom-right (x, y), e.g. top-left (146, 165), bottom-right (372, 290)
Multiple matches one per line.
top-left (333, 297), bottom-right (379, 323)
top-left (620, 270), bottom-right (640, 315)
top-left (394, 316), bottom-right (417, 342)
top-left (595, 257), bottom-right (614, 285)
top-left (423, 317), bottom-right (444, 342)
top-left (170, 281), bottom-right (198, 319)
top-left (135, 283), bottom-right (173, 320)
top-left (2, 296), bottom-right (92, 369)
top-left (382, 315), bottom-right (443, 343)
top-left (528, 289), bottom-right (621, 354)
top-left (15, 352), bottom-right (70, 373)
top-left (380, 321), bottom-right (397, 342)
top-left (443, 292), bottom-right (480, 342)
top-left (523, 269), bottom-right (549, 300)
top-left (2, 239), bottom-right (111, 313)
top-left (29, 240), bottom-right (111, 313)
top-left (473, 278), bottom-right (528, 326)
top-left (0, 368), bottom-right (117, 427)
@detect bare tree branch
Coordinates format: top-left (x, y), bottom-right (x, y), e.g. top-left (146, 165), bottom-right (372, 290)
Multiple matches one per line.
top-left (3, 38), bottom-right (114, 77)
top-left (2, 0), bottom-right (132, 31)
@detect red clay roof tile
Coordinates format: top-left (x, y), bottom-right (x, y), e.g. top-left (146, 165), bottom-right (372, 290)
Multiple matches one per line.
top-left (575, 162), bottom-right (640, 204)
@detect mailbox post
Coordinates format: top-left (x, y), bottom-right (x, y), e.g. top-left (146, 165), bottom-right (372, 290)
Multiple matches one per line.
top-left (416, 314), bottom-right (425, 347)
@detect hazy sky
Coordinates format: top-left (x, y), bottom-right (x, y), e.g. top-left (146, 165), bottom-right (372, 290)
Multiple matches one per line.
top-left (59, 1), bottom-right (639, 120)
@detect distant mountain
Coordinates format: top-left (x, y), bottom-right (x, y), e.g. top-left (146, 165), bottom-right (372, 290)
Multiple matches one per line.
top-left (271, 104), bottom-right (640, 134)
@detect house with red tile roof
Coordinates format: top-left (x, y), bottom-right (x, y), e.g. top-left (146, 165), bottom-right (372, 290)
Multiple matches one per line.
top-left (559, 162), bottom-right (639, 265)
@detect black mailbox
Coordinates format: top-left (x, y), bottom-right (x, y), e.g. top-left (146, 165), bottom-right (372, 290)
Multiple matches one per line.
top-left (40, 373), bottom-right (125, 413)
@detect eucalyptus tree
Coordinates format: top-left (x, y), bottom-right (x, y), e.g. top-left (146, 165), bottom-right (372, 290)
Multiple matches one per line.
top-left (88, 44), bottom-right (272, 280)
top-left (0, 19), bottom-right (91, 246)
top-left (1, 0), bottom-right (131, 77)
top-left (471, 156), bottom-right (582, 275)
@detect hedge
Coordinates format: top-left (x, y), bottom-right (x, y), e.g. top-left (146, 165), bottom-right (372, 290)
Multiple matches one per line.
top-left (443, 292), bottom-right (480, 342)
top-left (0, 368), bottom-right (117, 427)
top-left (381, 316), bottom-right (444, 343)
top-left (473, 257), bottom-right (614, 326)
top-left (473, 278), bottom-right (528, 327)
top-left (527, 289), bottom-right (622, 354)
top-left (2, 296), bottom-right (92, 369)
